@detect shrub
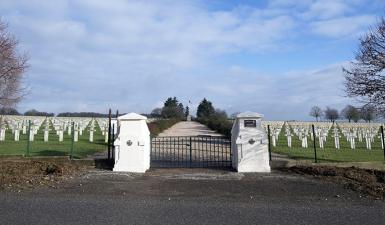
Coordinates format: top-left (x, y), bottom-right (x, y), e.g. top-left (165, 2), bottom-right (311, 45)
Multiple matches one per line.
top-left (197, 114), bottom-right (232, 139)
top-left (147, 118), bottom-right (180, 136)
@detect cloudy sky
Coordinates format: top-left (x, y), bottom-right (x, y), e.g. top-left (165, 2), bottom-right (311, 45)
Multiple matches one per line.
top-left (1, 0), bottom-right (384, 120)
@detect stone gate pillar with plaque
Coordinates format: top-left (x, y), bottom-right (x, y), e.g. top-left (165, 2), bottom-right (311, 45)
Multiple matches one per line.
top-left (113, 113), bottom-right (150, 173)
top-left (231, 111), bottom-right (271, 172)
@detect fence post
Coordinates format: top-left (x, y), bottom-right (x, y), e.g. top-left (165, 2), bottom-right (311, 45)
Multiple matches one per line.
top-left (381, 125), bottom-right (385, 161)
top-left (267, 125), bottom-right (272, 161)
top-left (108, 109), bottom-right (112, 159)
top-left (189, 137), bottom-right (192, 168)
top-left (312, 124), bottom-right (317, 163)
top-left (26, 120), bottom-right (31, 157)
top-left (70, 122), bottom-right (75, 159)
top-left (112, 124), bottom-right (115, 161)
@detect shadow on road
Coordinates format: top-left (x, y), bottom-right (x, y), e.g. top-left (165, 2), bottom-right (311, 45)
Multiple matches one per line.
top-left (94, 158), bottom-right (114, 170)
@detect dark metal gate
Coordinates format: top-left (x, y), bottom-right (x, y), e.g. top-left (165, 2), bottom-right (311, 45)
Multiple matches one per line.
top-left (151, 136), bottom-right (232, 168)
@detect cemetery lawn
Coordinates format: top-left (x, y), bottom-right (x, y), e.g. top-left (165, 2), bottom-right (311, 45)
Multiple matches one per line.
top-left (272, 125), bottom-right (385, 163)
top-left (0, 124), bottom-right (107, 159)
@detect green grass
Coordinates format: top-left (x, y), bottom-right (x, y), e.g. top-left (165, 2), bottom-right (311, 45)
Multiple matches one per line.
top-left (272, 125), bottom-right (385, 163)
top-left (0, 121), bottom-right (107, 159)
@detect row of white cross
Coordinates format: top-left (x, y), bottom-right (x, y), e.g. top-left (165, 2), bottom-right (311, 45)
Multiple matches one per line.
top-left (0, 116), bottom-right (109, 143)
top-left (262, 121), bottom-right (384, 150)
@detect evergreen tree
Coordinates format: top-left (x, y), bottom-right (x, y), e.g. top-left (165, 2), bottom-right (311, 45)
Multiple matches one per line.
top-left (161, 97), bottom-right (184, 119)
top-left (184, 106), bottom-right (189, 117)
top-left (196, 98), bottom-right (215, 118)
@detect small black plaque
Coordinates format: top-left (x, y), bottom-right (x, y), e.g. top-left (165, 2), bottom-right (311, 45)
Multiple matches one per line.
top-left (244, 120), bottom-right (256, 128)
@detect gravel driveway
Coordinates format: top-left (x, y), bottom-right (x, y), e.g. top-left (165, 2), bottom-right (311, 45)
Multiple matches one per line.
top-left (158, 121), bottom-right (223, 137)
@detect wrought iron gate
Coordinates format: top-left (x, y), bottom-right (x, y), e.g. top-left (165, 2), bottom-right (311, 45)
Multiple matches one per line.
top-left (151, 136), bottom-right (232, 168)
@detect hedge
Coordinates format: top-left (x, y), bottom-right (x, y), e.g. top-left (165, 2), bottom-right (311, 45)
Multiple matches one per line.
top-left (197, 116), bottom-right (232, 139)
top-left (147, 118), bottom-right (180, 136)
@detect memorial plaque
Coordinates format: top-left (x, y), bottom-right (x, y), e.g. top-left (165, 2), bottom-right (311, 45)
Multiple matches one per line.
top-left (244, 120), bottom-right (256, 128)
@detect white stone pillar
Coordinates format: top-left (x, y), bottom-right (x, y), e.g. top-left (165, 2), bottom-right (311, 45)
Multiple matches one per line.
top-left (231, 111), bottom-right (270, 173)
top-left (113, 113), bottom-right (150, 173)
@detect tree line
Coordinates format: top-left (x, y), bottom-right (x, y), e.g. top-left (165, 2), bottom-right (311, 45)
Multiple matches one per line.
top-left (150, 97), bottom-right (229, 121)
top-left (0, 108), bottom-right (110, 118)
top-left (150, 97), bottom-right (188, 119)
top-left (0, 108), bottom-right (55, 116)
top-left (310, 105), bottom-right (377, 123)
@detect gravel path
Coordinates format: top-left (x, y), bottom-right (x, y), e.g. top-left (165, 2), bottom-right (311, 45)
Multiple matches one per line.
top-left (158, 121), bottom-right (223, 137)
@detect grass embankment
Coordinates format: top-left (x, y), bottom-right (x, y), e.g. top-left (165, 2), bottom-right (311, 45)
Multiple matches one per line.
top-left (272, 125), bottom-right (385, 163)
top-left (147, 118), bottom-right (180, 136)
top-left (0, 120), bottom-right (107, 158)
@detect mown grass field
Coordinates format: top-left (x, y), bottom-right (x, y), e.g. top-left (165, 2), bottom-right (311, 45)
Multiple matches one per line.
top-left (0, 121), bottom-right (107, 159)
top-left (272, 125), bottom-right (385, 163)
top-left (0, 118), bottom-right (178, 159)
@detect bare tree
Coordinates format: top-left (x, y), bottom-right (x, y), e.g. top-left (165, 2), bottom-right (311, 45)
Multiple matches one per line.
top-left (310, 106), bottom-right (323, 121)
top-left (324, 107), bottom-right (339, 122)
top-left (341, 105), bottom-right (360, 122)
top-left (360, 104), bottom-right (376, 123)
top-left (343, 18), bottom-right (385, 113)
top-left (0, 19), bottom-right (28, 108)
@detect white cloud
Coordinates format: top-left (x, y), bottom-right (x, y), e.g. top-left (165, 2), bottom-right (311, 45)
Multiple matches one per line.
top-left (200, 62), bottom-right (351, 120)
top-left (302, 0), bottom-right (352, 20)
top-left (311, 15), bottom-right (376, 38)
top-left (0, 0), bottom-right (380, 119)
top-left (268, 0), bottom-right (313, 8)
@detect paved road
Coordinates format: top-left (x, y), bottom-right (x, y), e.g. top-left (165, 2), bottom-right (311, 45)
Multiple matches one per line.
top-left (158, 121), bottom-right (223, 137)
top-left (1, 169), bottom-right (384, 225)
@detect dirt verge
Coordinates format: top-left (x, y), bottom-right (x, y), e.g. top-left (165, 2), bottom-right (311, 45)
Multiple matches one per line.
top-left (0, 158), bottom-right (93, 192)
top-left (284, 165), bottom-right (385, 200)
